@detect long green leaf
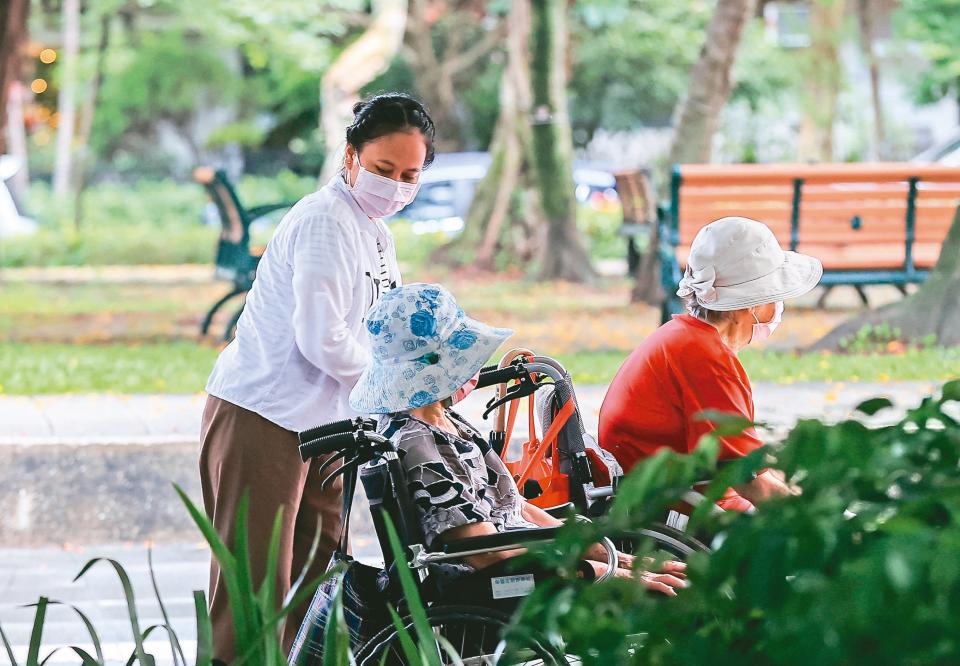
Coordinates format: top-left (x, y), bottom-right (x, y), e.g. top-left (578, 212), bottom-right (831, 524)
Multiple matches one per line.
top-left (386, 606), bottom-right (423, 665)
top-left (193, 590), bottom-right (214, 666)
top-left (173, 484), bottom-right (251, 654)
top-left (73, 560), bottom-right (152, 665)
top-left (67, 646), bottom-right (102, 666)
top-left (285, 515), bottom-right (323, 609)
top-left (236, 567), bottom-right (332, 665)
top-left (147, 548), bottom-right (186, 666)
top-left (257, 508), bottom-right (286, 626)
top-left (26, 595), bottom-right (48, 666)
top-left (322, 583), bottom-right (351, 666)
top-left (382, 516), bottom-right (442, 666)
top-left (66, 604), bottom-right (105, 665)
top-left (0, 620), bottom-right (19, 666)
top-left (125, 625), bottom-right (183, 666)
top-left (40, 600), bottom-right (104, 665)
top-left (231, 492), bottom-right (261, 661)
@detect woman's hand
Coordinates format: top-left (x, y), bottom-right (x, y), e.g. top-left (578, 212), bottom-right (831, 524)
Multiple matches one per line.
top-left (738, 469), bottom-right (801, 504)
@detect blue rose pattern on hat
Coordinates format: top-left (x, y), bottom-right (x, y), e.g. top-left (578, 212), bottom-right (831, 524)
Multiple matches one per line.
top-left (349, 283), bottom-right (513, 414)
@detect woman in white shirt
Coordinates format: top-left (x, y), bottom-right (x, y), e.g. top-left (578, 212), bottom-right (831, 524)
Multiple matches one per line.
top-left (199, 93), bottom-right (435, 661)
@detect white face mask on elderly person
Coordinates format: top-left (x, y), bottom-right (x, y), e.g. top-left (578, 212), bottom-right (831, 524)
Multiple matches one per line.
top-left (750, 301), bottom-right (784, 343)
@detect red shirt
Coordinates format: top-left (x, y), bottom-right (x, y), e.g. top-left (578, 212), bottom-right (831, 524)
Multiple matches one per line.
top-left (599, 315), bottom-right (762, 508)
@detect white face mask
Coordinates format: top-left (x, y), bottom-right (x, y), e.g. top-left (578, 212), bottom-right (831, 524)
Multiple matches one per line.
top-left (347, 160), bottom-right (420, 219)
top-left (750, 301), bottom-right (784, 343)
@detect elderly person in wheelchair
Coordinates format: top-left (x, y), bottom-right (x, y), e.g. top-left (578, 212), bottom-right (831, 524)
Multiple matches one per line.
top-left (350, 283), bottom-right (687, 592)
top-left (600, 216), bottom-right (820, 514)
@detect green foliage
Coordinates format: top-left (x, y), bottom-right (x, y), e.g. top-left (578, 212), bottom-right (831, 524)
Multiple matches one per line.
top-left (569, 0), bottom-right (712, 143)
top-left (839, 323), bottom-right (939, 354)
top-left (894, 0), bottom-right (960, 107)
top-left (92, 30), bottom-right (244, 157)
top-left (515, 382), bottom-right (960, 665)
top-left (4, 174), bottom-right (314, 267)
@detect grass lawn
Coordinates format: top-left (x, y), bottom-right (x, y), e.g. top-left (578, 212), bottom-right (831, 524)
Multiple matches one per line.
top-left (2, 342), bottom-right (958, 395)
top-left (0, 342), bottom-right (218, 394)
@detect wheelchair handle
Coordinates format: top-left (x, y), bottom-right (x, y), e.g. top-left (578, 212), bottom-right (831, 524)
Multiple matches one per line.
top-left (298, 417), bottom-right (375, 445)
top-left (299, 432), bottom-right (358, 462)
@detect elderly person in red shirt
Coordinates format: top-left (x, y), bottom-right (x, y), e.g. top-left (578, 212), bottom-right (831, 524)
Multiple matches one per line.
top-left (599, 216), bottom-right (823, 511)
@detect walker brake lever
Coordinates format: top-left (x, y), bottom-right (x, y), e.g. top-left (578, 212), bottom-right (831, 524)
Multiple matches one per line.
top-left (482, 377), bottom-right (546, 420)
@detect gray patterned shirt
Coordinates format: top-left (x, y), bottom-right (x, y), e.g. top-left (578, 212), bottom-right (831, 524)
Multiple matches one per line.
top-left (378, 410), bottom-right (537, 547)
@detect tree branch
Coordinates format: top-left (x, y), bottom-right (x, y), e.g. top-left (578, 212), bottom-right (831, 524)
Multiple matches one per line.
top-left (444, 18), bottom-right (507, 78)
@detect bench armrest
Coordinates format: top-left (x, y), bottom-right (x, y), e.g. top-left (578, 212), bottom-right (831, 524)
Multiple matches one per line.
top-left (247, 201), bottom-right (297, 222)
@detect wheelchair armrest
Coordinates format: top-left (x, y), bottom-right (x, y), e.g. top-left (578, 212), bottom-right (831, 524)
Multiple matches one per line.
top-left (438, 526), bottom-right (560, 554)
top-left (544, 502), bottom-right (575, 518)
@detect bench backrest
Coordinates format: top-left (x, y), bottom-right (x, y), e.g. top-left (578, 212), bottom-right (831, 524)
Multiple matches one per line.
top-left (668, 163), bottom-right (960, 273)
top-left (193, 166), bottom-right (250, 248)
top-left (614, 169), bottom-right (656, 225)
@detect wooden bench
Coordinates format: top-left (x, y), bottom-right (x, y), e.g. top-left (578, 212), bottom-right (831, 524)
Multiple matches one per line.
top-left (658, 163), bottom-right (960, 320)
top-left (613, 169), bottom-right (657, 275)
top-left (193, 167), bottom-right (296, 341)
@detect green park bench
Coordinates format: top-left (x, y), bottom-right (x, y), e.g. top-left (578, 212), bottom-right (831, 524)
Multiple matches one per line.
top-left (193, 167), bottom-right (296, 341)
top-left (656, 163), bottom-right (960, 322)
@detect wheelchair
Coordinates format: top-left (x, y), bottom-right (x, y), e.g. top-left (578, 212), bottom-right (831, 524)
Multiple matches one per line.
top-left (287, 355), bottom-right (709, 665)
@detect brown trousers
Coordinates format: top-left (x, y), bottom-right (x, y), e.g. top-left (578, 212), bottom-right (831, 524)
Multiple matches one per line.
top-left (199, 395), bottom-right (342, 663)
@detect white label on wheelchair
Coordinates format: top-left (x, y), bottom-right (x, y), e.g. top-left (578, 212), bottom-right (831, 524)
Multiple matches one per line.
top-left (491, 574), bottom-right (535, 599)
top-left (666, 510), bottom-right (689, 532)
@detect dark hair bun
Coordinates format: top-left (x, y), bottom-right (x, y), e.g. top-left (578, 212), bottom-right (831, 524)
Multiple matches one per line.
top-left (346, 92), bottom-right (436, 168)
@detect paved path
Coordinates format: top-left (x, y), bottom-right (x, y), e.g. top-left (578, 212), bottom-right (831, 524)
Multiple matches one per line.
top-left (0, 541), bottom-right (382, 665)
top-left (0, 381), bottom-right (937, 447)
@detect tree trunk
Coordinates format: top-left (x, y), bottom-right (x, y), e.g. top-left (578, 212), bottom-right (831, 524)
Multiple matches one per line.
top-left (813, 206), bottom-right (960, 349)
top-left (73, 14), bottom-right (112, 230)
top-left (318, 0), bottom-right (408, 184)
top-left (0, 0), bottom-right (29, 157)
top-left (668, 0), bottom-right (756, 165)
top-left (857, 0), bottom-right (885, 160)
top-left (53, 0), bottom-right (80, 197)
top-left (798, 0), bottom-right (845, 163)
top-left (433, 0), bottom-right (542, 272)
top-left (529, 0), bottom-right (592, 282)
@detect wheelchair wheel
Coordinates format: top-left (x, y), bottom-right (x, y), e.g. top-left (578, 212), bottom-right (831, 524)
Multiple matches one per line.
top-left (354, 604), bottom-right (567, 665)
top-left (616, 523), bottom-right (709, 560)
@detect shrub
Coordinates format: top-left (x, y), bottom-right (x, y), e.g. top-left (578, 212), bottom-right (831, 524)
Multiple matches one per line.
top-left (515, 383), bottom-right (960, 664)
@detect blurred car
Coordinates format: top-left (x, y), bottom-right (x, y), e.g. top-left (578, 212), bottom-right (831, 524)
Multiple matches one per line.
top-left (912, 133), bottom-right (960, 166)
top-left (0, 155), bottom-right (37, 239)
top-left (391, 151), bottom-right (620, 235)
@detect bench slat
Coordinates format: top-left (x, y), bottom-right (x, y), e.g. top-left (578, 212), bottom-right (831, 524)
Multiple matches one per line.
top-left (677, 163), bottom-right (960, 185)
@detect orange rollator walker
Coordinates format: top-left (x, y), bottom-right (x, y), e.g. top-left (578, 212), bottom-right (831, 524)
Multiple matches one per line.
top-left (473, 349), bottom-right (622, 516)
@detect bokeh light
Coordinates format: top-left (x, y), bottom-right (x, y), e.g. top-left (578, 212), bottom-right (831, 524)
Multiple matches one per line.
top-left (39, 48), bottom-right (57, 64)
top-left (30, 78), bottom-right (48, 94)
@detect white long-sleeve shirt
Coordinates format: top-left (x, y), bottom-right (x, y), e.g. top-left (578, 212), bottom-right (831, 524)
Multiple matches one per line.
top-left (205, 175), bottom-right (402, 432)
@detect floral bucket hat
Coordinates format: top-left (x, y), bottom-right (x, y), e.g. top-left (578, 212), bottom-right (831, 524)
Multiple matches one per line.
top-left (349, 283), bottom-right (513, 414)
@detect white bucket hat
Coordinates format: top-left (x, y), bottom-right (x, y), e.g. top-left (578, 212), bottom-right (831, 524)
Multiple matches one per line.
top-left (349, 283), bottom-right (513, 414)
top-left (677, 216), bottom-right (823, 311)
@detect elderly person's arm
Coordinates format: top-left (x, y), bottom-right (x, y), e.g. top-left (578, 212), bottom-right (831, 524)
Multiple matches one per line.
top-left (520, 499), bottom-right (687, 593)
